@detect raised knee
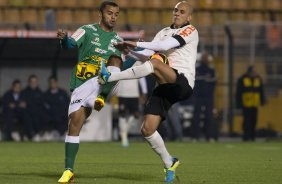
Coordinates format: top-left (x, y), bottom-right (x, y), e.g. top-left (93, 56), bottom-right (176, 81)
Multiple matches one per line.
top-left (150, 53), bottom-right (168, 65)
top-left (150, 58), bottom-right (161, 67)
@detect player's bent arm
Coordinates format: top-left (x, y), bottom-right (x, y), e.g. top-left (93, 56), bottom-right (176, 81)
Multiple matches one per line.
top-left (60, 35), bottom-right (77, 49)
top-left (136, 36), bottom-right (181, 51)
top-left (60, 27), bottom-right (87, 49)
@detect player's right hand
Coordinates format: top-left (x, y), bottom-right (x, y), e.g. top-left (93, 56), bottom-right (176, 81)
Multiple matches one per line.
top-left (114, 41), bottom-right (135, 55)
top-left (57, 29), bottom-right (67, 39)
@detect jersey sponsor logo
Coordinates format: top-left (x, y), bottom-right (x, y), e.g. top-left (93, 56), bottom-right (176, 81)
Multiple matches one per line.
top-left (91, 41), bottom-right (101, 46)
top-left (110, 39), bottom-right (118, 45)
top-left (71, 28), bottom-right (85, 42)
top-left (108, 46), bottom-right (116, 52)
top-left (179, 26), bottom-right (195, 37)
top-left (70, 99), bottom-right (82, 105)
top-left (108, 39), bottom-right (118, 52)
top-left (114, 34), bottom-right (122, 41)
top-left (91, 37), bottom-right (101, 46)
top-left (95, 47), bottom-right (107, 54)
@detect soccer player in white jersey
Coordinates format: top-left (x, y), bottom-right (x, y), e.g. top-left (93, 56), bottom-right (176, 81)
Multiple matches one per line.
top-left (99, 1), bottom-right (198, 183)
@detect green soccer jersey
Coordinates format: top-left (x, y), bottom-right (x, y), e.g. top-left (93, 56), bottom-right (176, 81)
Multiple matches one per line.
top-left (69, 23), bottom-right (122, 91)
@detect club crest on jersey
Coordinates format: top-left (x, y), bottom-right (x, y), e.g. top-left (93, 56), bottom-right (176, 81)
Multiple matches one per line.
top-left (95, 47), bottom-right (107, 54)
top-left (91, 37), bottom-right (101, 46)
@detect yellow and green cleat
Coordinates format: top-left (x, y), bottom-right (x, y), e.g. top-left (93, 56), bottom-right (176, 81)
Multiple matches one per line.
top-left (58, 169), bottom-right (74, 184)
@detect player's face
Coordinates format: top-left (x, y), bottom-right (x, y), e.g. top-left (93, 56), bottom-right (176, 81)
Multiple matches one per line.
top-left (173, 2), bottom-right (192, 28)
top-left (100, 5), bottom-right (119, 30)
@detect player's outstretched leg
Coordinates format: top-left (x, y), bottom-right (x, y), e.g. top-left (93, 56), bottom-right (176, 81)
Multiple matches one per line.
top-left (164, 157), bottom-right (180, 183)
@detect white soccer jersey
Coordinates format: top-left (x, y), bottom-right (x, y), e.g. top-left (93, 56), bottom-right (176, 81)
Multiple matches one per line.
top-left (152, 24), bottom-right (199, 88)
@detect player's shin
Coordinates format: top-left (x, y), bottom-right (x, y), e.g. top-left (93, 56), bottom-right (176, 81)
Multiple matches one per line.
top-left (144, 131), bottom-right (173, 168)
top-left (65, 135), bottom-right (80, 171)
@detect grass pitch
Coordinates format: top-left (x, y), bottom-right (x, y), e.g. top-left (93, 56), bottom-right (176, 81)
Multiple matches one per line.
top-left (0, 141), bottom-right (281, 184)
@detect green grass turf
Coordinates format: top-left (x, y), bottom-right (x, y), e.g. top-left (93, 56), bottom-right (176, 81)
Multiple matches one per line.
top-left (0, 141), bottom-right (281, 184)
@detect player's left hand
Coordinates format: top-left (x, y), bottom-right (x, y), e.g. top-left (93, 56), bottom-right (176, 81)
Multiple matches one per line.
top-left (57, 29), bottom-right (67, 40)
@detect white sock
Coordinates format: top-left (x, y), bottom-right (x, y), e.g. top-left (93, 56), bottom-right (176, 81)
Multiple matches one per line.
top-left (65, 135), bottom-right (80, 143)
top-left (119, 117), bottom-right (128, 132)
top-left (108, 61), bottom-right (154, 82)
top-left (120, 131), bottom-right (128, 146)
top-left (119, 117), bottom-right (129, 146)
top-left (107, 66), bottom-right (121, 73)
top-left (127, 115), bottom-right (135, 130)
top-left (145, 131), bottom-right (172, 168)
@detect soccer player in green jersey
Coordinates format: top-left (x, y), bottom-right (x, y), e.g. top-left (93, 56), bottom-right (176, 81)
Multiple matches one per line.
top-left (57, 1), bottom-right (123, 183)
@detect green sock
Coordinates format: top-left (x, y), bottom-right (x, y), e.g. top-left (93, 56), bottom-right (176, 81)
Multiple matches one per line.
top-left (65, 142), bottom-right (79, 171)
top-left (100, 81), bottom-right (118, 98)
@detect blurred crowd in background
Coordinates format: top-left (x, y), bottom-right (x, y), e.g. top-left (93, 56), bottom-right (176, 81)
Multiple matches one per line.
top-left (0, 52), bottom-right (223, 142)
top-left (0, 75), bottom-right (69, 141)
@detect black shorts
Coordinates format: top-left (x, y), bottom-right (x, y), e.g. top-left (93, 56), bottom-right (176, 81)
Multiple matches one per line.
top-left (144, 71), bottom-right (193, 120)
top-left (119, 97), bottom-right (139, 115)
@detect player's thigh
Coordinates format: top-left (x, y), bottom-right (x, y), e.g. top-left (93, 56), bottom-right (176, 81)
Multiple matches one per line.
top-left (150, 59), bottom-right (177, 84)
top-left (68, 107), bottom-right (91, 133)
top-left (68, 77), bottom-right (100, 116)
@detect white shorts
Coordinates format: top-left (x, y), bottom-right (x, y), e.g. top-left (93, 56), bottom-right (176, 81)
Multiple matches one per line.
top-left (68, 77), bottom-right (101, 116)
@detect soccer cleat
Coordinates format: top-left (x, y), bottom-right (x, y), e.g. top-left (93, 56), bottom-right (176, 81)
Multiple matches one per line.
top-left (94, 95), bottom-right (105, 111)
top-left (58, 169), bottom-right (74, 184)
top-left (164, 157), bottom-right (180, 183)
top-left (98, 60), bottom-right (111, 85)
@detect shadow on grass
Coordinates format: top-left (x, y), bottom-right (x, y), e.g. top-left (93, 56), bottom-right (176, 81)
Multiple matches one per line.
top-left (81, 172), bottom-right (158, 182)
top-left (0, 171), bottom-right (160, 183)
